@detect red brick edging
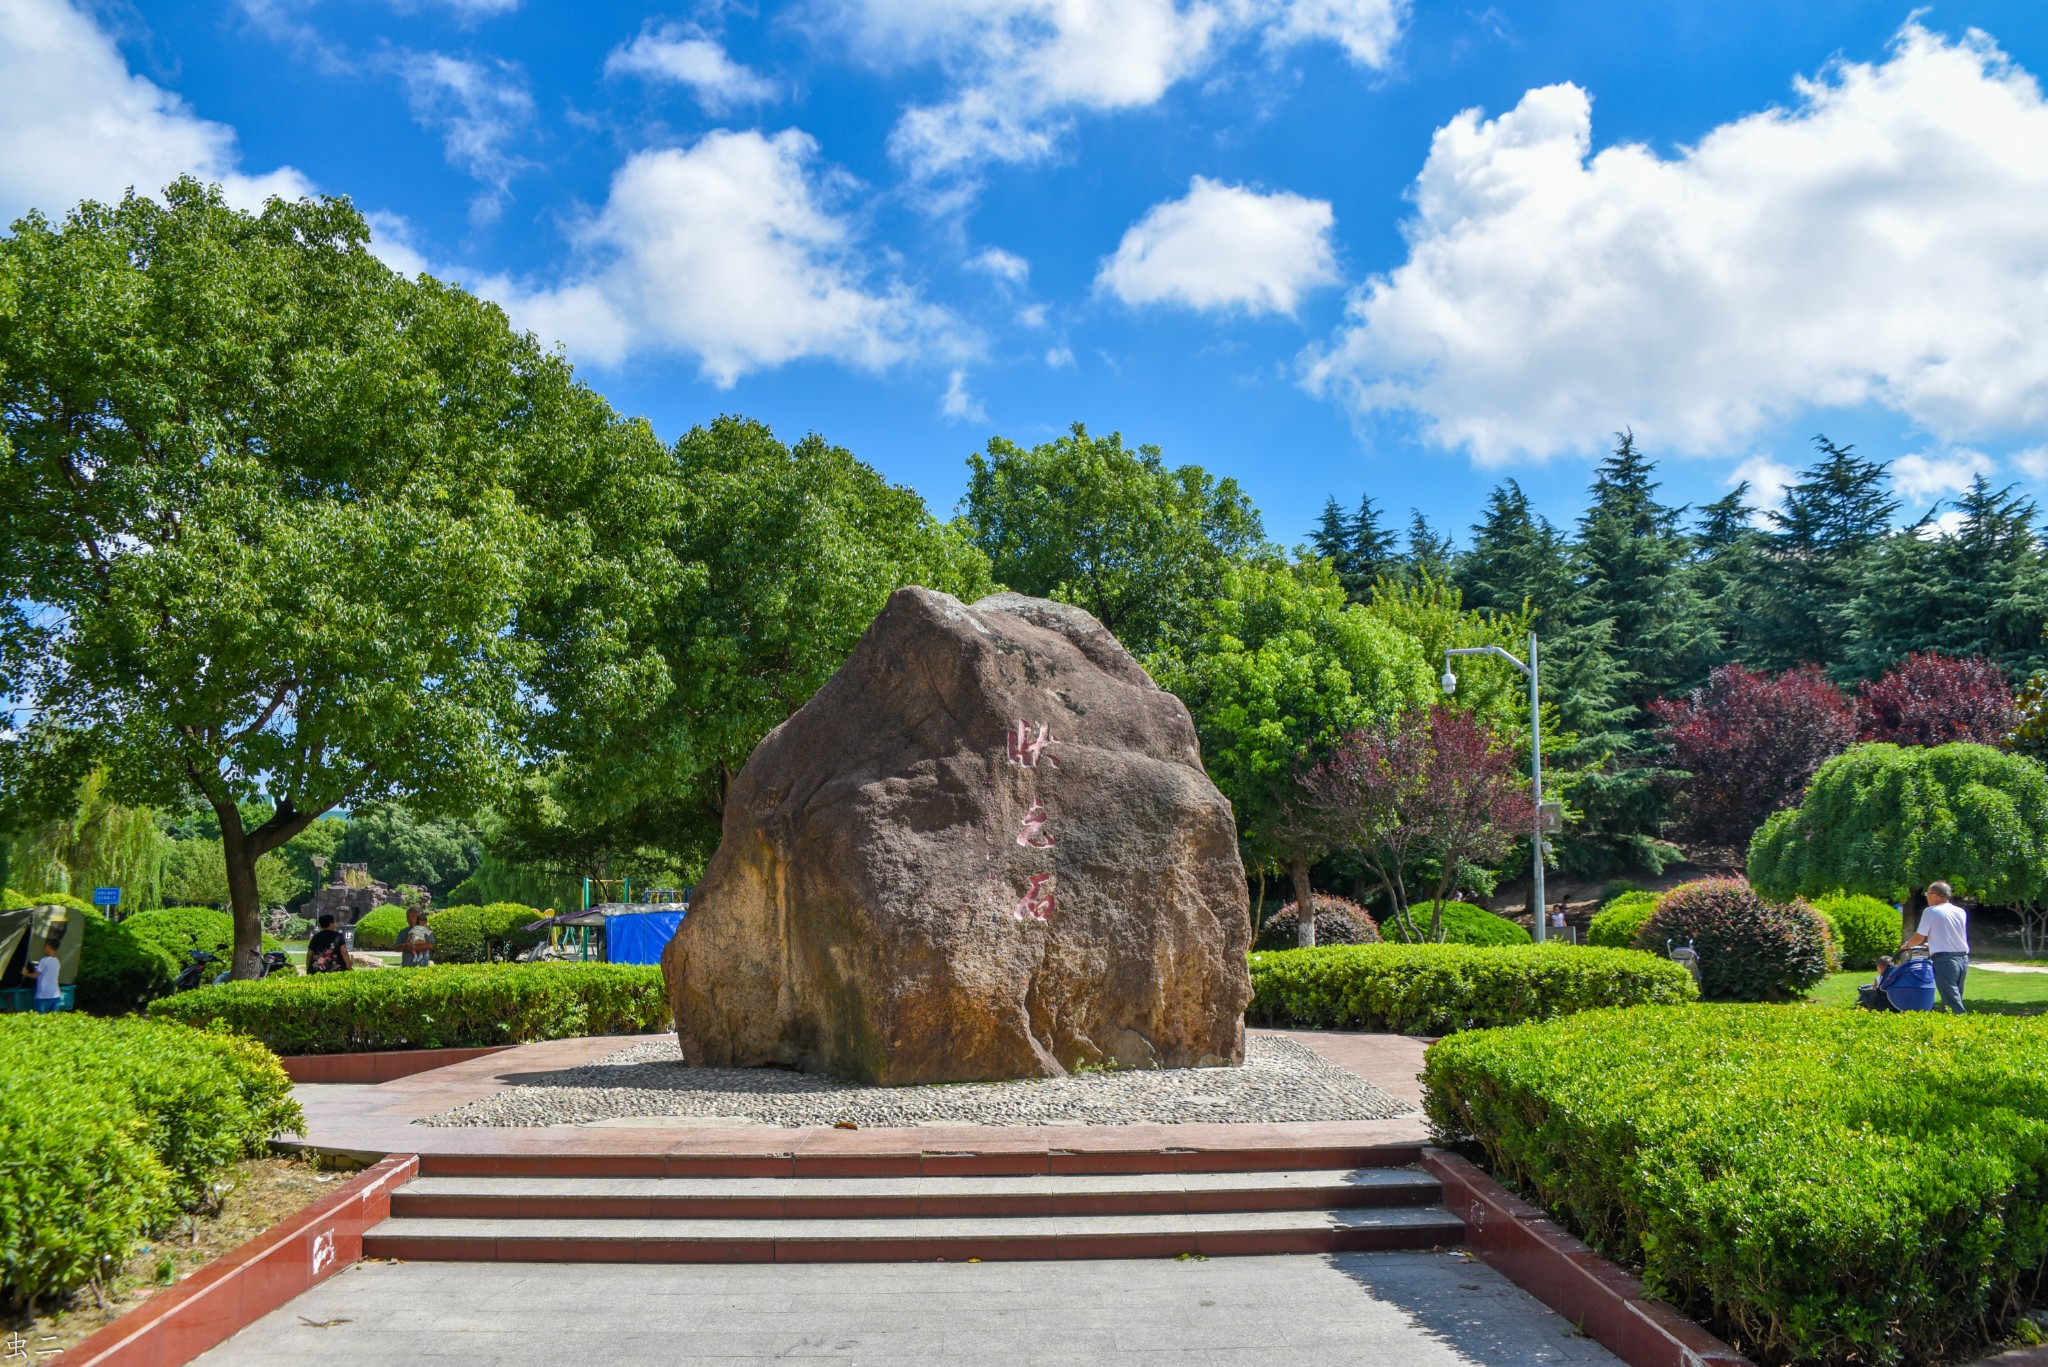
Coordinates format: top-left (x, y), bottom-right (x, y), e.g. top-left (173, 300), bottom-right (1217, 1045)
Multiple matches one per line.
top-left (1421, 1149), bottom-right (1754, 1367)
top-left (280, 1044), bottom-right (510, 1084)
top-left (57, 1153), bottom-right (419, 1367)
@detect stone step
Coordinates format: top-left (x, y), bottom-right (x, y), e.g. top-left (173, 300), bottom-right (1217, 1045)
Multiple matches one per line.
top-left (415, 1141), bottom-right (1424, 1180)
top-left (363, 1205), bottom-right (1467, 1263)
top-left (391, 1168), bottom-right (1443, 1220)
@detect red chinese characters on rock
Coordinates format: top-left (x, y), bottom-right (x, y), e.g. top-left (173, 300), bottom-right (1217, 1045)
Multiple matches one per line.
top-left (1006, 720), bottom-right (1062, 920)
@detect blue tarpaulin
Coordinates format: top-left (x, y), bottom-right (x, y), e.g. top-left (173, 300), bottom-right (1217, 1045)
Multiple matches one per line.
top-left (604, 909), bottom-right (684, 965)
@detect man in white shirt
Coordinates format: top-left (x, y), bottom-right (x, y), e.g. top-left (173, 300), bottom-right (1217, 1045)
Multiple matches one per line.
top-left (1902, 880), bottom-right (1968, 1014)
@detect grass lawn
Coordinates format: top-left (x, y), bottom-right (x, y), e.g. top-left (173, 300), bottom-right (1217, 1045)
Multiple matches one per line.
top-left (1804, 966), bottom-right (2048, 1016)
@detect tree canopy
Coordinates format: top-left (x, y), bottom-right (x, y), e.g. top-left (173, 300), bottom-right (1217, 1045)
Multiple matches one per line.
top-left (0, 180), bottom-right (672, 971)
top-left (1748, 743), bottom-right (2048, 907)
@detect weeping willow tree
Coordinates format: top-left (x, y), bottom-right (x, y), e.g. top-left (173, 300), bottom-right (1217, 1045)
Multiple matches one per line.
top-left (6, 768), bottom-right (169, 907)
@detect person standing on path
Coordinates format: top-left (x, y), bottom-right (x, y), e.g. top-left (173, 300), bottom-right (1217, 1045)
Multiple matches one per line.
top-left (32, 937), bottom-right (63, 1012)
top-left (306, 914), bottom-right (351, 974)
top-left (397, 907), bottom-right (435, 968)
top-left (1902, 880), bottom-right (1968, 1013)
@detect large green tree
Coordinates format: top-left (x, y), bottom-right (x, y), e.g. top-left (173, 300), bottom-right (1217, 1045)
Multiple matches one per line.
top-left (514, 415), bottom-right (996, 875)
top-left (1749, 742), bottom-right (2048, 943)
top-left (1148, 559), bottom-right (1433, 942)
top-left (0, 180), bottom-right (671, 974)
top-left (1750, 436), bottom-right (1897, 673)
top-left (1852, 476), bottom-right (2048, 676)
top-left (959, 423), bottom-right (1264, 658)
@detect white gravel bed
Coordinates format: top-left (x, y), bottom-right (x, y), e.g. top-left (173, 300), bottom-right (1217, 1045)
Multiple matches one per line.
top-left (415, 1034), bottom-right (1412, 1129)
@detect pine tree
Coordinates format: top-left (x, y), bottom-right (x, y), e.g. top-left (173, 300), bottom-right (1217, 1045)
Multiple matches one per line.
top-left (1853, 476), bottom-right (2048, 675)
top-left (1402, 511), bottom-right (1456, 586)
top-left (1751, 436), bottom-right (1897, 673)
top-left (1577, 430), bottom-right (1719, 707)
top-left (1310, 496), bottom-right (1355, 590)
top-left (1348, 495), bottom-right (1398, 593)
top-left (1691, 484), bottom-right (1764, 668)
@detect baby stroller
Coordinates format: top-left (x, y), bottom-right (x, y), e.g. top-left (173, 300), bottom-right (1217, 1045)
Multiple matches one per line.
top-left (1858, 950), bottom-right (1939, 1012)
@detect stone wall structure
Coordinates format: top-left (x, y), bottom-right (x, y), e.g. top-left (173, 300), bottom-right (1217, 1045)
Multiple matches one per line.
top-left (662, 587), bottom-right (1252, 1085)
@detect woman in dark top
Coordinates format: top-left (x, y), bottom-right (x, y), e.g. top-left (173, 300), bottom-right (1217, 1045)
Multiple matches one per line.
top-left (306, 914), bottom-right (351, 974)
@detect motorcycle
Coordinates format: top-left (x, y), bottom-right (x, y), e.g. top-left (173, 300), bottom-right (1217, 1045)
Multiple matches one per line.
top-left (172, 947), bottom-right (294, 992)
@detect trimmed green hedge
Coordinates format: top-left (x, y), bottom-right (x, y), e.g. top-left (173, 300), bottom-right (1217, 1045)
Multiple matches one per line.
top-left (1813, 893), bottom-right (1901, 971)
top-left (0, 1015), bottom-right (300, 1310)
top-left (1587, 890), bottom-right (1661, 948)
top-left (75, 915), bottom-right (179, 1012)
top-left (1246, 943), bottom-right (1696, 1034)
top-left (427, 902), bottom-right (545, 963)
top-left (1424, 1006), bottom-right (2048, 1367)
top-left (124, 907), bottom-right (279, 962)
top-left (350, 905), bottom-right (408, 950)
top-left (3, 889), bottom-right (93, 914)
top-left (149, 963), bottom-right (670, 1054)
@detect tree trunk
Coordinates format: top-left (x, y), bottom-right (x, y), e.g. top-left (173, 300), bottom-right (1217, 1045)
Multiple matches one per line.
top-left (1292, 851), bottom-right (1316, 949)
top-left (1251, 868), bottom-right (1267, 945)
top-left (218, 814), bottom-right (266, 981)
top-left (1903, 888), bottom-right (1926, 950)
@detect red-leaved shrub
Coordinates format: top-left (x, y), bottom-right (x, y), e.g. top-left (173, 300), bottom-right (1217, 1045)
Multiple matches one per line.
top-left (1254, 896), bottom-right (1381, 952)
top-left (1651, 664), bottom-right (1854, 847)
top-left (1634, 876), bottom-right (1830, 1001)
top-left (1856, 652), bottom-right (2015, 747)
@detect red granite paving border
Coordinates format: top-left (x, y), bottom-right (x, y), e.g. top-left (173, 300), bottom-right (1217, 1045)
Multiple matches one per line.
top-left (57, 1154), bottom-right (418, 1367)
top-left (1422, 1149), bottom-right (1754, 1367)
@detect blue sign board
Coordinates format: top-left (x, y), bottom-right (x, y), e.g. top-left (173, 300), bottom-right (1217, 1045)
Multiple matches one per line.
top-left (92, 886), bottom-right (122, 907)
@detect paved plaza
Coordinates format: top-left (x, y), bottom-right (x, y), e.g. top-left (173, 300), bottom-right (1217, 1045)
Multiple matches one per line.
top-left (195, 1251), bottom-right (1623, 1366)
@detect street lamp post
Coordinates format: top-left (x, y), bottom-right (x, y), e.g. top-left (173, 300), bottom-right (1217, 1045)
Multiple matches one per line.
top-left (1441, 633), bottom-right (1547, 943)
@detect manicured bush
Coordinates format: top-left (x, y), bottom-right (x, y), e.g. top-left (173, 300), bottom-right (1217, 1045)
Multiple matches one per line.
top-left (1246, 943), bottom-right (1695, 1034)
top-left (4, 889), bottom-right (94, 915)
top-left (123, 907), bottom-right (279, 964)
top-left (1813, 892), bottom-right (1902, 971)
top-left (1253, 896), bottom-right (1381, 951)
top-left (1635, 877), bottom-right (1828, 1002)
top-left (73, 914), bottom-right (179, 1012)
top-left (1587, 890), bottom-right (1661, 948)
top-left (350, 904), bottom-right (408, 950)
top-left (1424, 1005), bottom-right (2048, 1367)
top-left (427, 902), bottom-right (546, 963)
top-left (149, 962), bottom-right (671, 1054)
top-left (1384, 900), bottom-right (1530, 946)
top-left (0, 1014), bottom-right (300, 1311)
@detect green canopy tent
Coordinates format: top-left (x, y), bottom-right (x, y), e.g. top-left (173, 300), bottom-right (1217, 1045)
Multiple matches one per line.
top-left (1, 903), bottom-right (85, 1010)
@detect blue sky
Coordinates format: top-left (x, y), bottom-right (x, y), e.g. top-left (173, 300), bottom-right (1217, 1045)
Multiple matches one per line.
top-left (6, 0), bottom-right (2048, 549)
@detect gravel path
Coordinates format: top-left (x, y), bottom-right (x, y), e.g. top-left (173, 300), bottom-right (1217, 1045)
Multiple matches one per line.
top-left (417, 1035), bottom-right (1413, 1129)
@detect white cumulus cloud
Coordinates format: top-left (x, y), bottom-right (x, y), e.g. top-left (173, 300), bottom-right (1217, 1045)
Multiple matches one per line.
top-left (822, 0), bottom-right (1405, 188)
top-left (1098, 176), bottom-right (1339, 315)
top-left (0, 0), bottom-right (310, 224)
top-left (966, 246), bottom-right (1030, 285)
top-left (1302, 23), bottom-right (2048, 464)
top-left (1728, 455), bottom-right (1797, 515)
top-left (1893, 449), bottom-right (1997, 501)
top-left (940, 368), bottom-right (987, 421)
top-left (605, 27), bottom-right (777, 115)
top-left (484, 129), bottom-right (965, 383)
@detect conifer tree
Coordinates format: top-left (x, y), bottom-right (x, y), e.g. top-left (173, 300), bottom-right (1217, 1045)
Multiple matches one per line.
top-left (1751, 436), bottom-right (1897, 672)
top-left (1402, 511), bottom-right (1456, 587)
top-left (1348, 495), bottom-right (1398, 593)
top-left (1853, 476), bottom-right (2048, 675)
top-left (1577, 431), bottom-right (1718, 706)
top-left (1691, 484), bottom-right (1764, 668)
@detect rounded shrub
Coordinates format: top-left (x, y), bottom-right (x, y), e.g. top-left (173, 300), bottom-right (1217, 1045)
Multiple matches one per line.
top-left (1253, 896), bottom-right (1381, 951)
top-left (74, 915), bottom-right (179, 1012)
top-left (351, 904), bottom-right (409, 950)
top-left (1588, 890), bottom-right (1662, 948)
top-left (6, 889), bottom-right (95, 915)
top-left (428, 902), bottom-right (546, 963)
top-left (123, 907), bottom-right (278, 963)
top-left (1813, 892), bottom-right (1901, 971)
top-left (1635, 877), bottom-right (1830, 1001)
top-left (1385, 900), bottom-right (1531, 946)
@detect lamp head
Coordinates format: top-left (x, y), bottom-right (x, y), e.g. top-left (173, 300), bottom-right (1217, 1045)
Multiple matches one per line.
top-left (1440, 667), bottom-right (1458, 696)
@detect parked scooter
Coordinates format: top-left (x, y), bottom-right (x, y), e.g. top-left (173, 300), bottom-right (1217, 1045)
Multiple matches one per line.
top-left (172, 947), bottom-right (293, 992)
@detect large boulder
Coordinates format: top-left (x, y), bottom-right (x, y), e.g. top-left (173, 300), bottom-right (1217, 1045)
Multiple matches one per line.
top-left (663, 587), bottom-right (1252, 1084)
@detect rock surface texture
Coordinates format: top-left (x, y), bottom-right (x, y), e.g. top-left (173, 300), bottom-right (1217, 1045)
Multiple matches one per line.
top-left (663, 588), bottom-right (1252, 1085)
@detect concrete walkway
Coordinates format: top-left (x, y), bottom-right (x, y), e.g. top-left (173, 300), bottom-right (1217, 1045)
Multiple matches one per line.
top-left (195, 1252), bottom-right (1622, 1366)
